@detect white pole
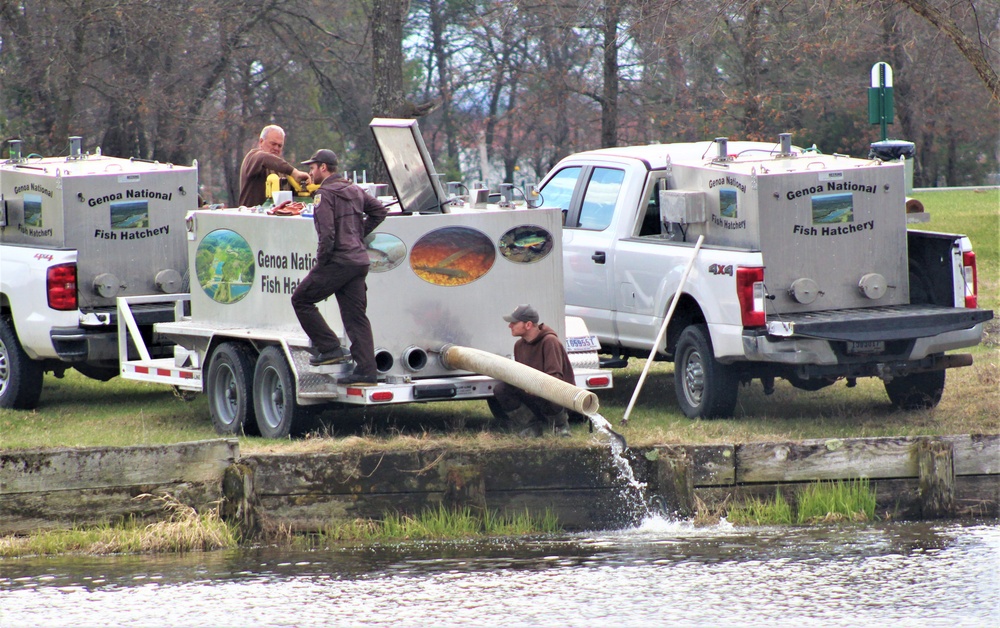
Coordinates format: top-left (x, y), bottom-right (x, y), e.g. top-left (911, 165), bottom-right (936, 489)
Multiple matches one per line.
top-left (622, 234), bottom-right (705, 425)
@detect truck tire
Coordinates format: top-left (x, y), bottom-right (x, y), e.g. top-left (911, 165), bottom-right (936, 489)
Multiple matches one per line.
top-left (673, 324), bottom-right (739, 419)
top-left (206, 342), bottom-right (257, 435)
top-left (0, 315), bottom-right (44, 410)
top-left (884, 370), bottom-right (945, 410)
top-left (253, 346), bottom-right (308, 439)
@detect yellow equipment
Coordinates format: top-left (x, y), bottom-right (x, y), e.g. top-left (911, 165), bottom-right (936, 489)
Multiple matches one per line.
top-left (265, 173), bottom-right (319, 202)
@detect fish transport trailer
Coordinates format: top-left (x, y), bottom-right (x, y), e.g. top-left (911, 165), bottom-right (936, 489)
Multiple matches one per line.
top-left (118, 119), bottom-right (611, 437)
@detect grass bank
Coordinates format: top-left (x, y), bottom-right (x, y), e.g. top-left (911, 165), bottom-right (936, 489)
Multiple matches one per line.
top-left (0, 495), bottom-right (239, 558)
top-left (1, 502), bottom-right (561, 558)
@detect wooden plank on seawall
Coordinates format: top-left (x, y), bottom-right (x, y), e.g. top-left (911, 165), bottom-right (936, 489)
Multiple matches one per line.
top-left (247, 447), bottom-right (632, 497)
top-left (0, 439), bottom-right (238, 495)
top-left (655, 444), bottom-right (736, 487)
top-left (0, 479), bottom-right (226, 535)
top-left (736, 437), bottom-right (921, 483)
top-left (949, 434), bottom-right (1000, 476)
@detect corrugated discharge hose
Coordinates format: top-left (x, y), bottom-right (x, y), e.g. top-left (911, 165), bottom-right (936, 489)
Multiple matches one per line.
top-left (439, 345), bottom-right (599, 416)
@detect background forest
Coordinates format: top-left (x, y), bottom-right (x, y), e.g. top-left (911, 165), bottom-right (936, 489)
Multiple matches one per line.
top-left (1, 0), bottom-right (997, 205)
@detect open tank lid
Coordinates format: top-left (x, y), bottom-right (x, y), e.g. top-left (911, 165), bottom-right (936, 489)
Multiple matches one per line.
top-left (370, 118), bottom-right (448, 214)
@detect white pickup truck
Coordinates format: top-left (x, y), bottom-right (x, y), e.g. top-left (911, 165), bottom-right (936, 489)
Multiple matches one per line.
top-left (0, 146), bottom-right (196, 409)
top-left (537, 136), bottom-right (993, 418)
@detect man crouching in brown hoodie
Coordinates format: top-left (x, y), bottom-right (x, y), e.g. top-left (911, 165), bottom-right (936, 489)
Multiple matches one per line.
top-left (493, 304), bottom-right (575, 437)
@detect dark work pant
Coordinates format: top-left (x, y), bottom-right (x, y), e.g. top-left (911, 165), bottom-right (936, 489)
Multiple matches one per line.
top-left (291, 262), bottom-right (376, 376)
top-left (493, 381), bottom-right (566, 424)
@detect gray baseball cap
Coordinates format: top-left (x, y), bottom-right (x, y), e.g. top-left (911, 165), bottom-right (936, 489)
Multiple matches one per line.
top-left (503, 304), bottom-right (539, 324)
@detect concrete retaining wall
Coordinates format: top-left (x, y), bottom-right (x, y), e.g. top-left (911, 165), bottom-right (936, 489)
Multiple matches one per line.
top-left (1, 435), bottom-right (997, 536)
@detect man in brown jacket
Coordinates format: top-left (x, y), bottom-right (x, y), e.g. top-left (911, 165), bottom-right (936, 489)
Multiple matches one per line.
top-left (291, 149), bottom-right (387, 385)
top-left (493, 304), bottom-right (575, 437)
top-left (238, 125), bottom-right (310, 207)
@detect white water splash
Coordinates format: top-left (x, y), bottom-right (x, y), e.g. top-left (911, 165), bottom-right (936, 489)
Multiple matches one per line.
top-left (588, 413), bottom-right (648, 514)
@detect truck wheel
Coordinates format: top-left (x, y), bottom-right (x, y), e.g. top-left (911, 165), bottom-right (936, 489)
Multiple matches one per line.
top-left (253, 346), bottom-right (307, 439)
top-left (0, 316), bottom-right (44, 410)
top-left (885, 370), bottom-right (945, 410)
top-left (206, 342), bottom-right (257, 435)
top-left (673, 324), bottom-right (739, 419)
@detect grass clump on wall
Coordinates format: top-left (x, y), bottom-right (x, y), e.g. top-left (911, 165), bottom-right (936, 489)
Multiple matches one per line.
top-left (315, 505), bottom-right (561, 544)
top-left (726, 489), bottom-right (794, 525)
top-left (795, 478), bottom-right (877, 523)
top-left (726, 479), bottom-right (877, 526)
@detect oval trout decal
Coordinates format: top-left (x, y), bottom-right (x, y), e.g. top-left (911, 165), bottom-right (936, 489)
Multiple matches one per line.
top-left (498, 225), bottom-right (554, 263)
top-left (410, 226), bottom-right (495, 286)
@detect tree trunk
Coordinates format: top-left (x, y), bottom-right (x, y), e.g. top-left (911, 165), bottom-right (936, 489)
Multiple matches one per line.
top-left (738, 1), bottom-right (765, 140)
top-left (601, 0), bottom-right (621, 148)
top-left (370, 0), bottom-right (409, 184)
top-left (429, 0), bottom-right (458, 174)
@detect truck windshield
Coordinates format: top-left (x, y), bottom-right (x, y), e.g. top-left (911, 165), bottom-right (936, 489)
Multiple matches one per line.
top-left (540, 166), bottom-right (581, 211)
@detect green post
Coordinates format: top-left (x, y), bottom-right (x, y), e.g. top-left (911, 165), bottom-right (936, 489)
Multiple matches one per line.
top-left (868, 62), bottom-right (894, 142)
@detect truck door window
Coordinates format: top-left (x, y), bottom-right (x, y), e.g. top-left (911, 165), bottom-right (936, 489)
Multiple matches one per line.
top-left (578, 167), bottom-right (624, 231)
top-left (637, 177), bottom-right (667, 237)
top-left (539, 167), bottom-right (582, 213)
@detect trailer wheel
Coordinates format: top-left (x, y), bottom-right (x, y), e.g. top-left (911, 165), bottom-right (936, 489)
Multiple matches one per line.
top-left (673, 324), bottom-right (739, 419)
top-left (253, 346), bottom-right (307, 439)
top-left (885, 370), bottom-right (945, 410)
top-left (0, 315), bottom-right (44, 410)
top-left (206, 342), bottom-right (257, 435)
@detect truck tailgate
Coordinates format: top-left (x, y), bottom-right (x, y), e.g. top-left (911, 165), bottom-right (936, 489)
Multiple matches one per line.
top-left (766, 304), bottom-right (993, 342)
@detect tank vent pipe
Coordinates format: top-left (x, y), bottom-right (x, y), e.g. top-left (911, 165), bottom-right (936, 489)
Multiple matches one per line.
top-left (7, 139), bottom-right (22, 162)
top-left (715, 137), bottom-right (729, 161)
top-left (779, 133), bottom-right (792, 156)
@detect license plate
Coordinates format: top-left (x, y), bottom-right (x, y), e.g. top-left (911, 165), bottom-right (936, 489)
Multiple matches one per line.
top-left (847, 340), bottom-right (885, 355)
top-left (566, 335), bottom-right (601, 353)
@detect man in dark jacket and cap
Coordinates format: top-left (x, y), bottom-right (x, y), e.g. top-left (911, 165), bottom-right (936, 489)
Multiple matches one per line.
top-left (493, 304), bottom-right (575, 437)
top-left (291, 149), bottom-right (387, 385)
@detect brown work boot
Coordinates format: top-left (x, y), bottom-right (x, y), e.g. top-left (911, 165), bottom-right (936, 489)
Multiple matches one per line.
top-left (504, 403), bottom-right (536, 429)
top-left (544, 410), bottom-right (571, 438)
top-left (338, 372), bottom-right (377, 386)
top-left (310, 346), bottom-right (352, 366)
top-left (517, 423), bottom-right (544, 438)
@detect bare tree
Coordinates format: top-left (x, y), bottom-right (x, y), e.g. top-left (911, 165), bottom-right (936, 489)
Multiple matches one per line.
top-left (896, 0), bottom-right (1000, 103)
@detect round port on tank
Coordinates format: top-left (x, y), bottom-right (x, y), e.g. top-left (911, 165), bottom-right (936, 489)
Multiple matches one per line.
top-left (859, 273), bottom-right (888, 300)
top-left (789, 277), bottom-right (820, 304)
top-left (155, 269), bottom-right (183, 294)
top-left (375, 349), bottom-right (394, 373)
top-left (402, 346), bottom-right (428, 372)
top-left (94, 273), bottom-right (121, 298)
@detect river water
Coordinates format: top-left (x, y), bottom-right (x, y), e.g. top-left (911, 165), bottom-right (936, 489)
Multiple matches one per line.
top-left (2, 518), bottom-right (997, 627)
